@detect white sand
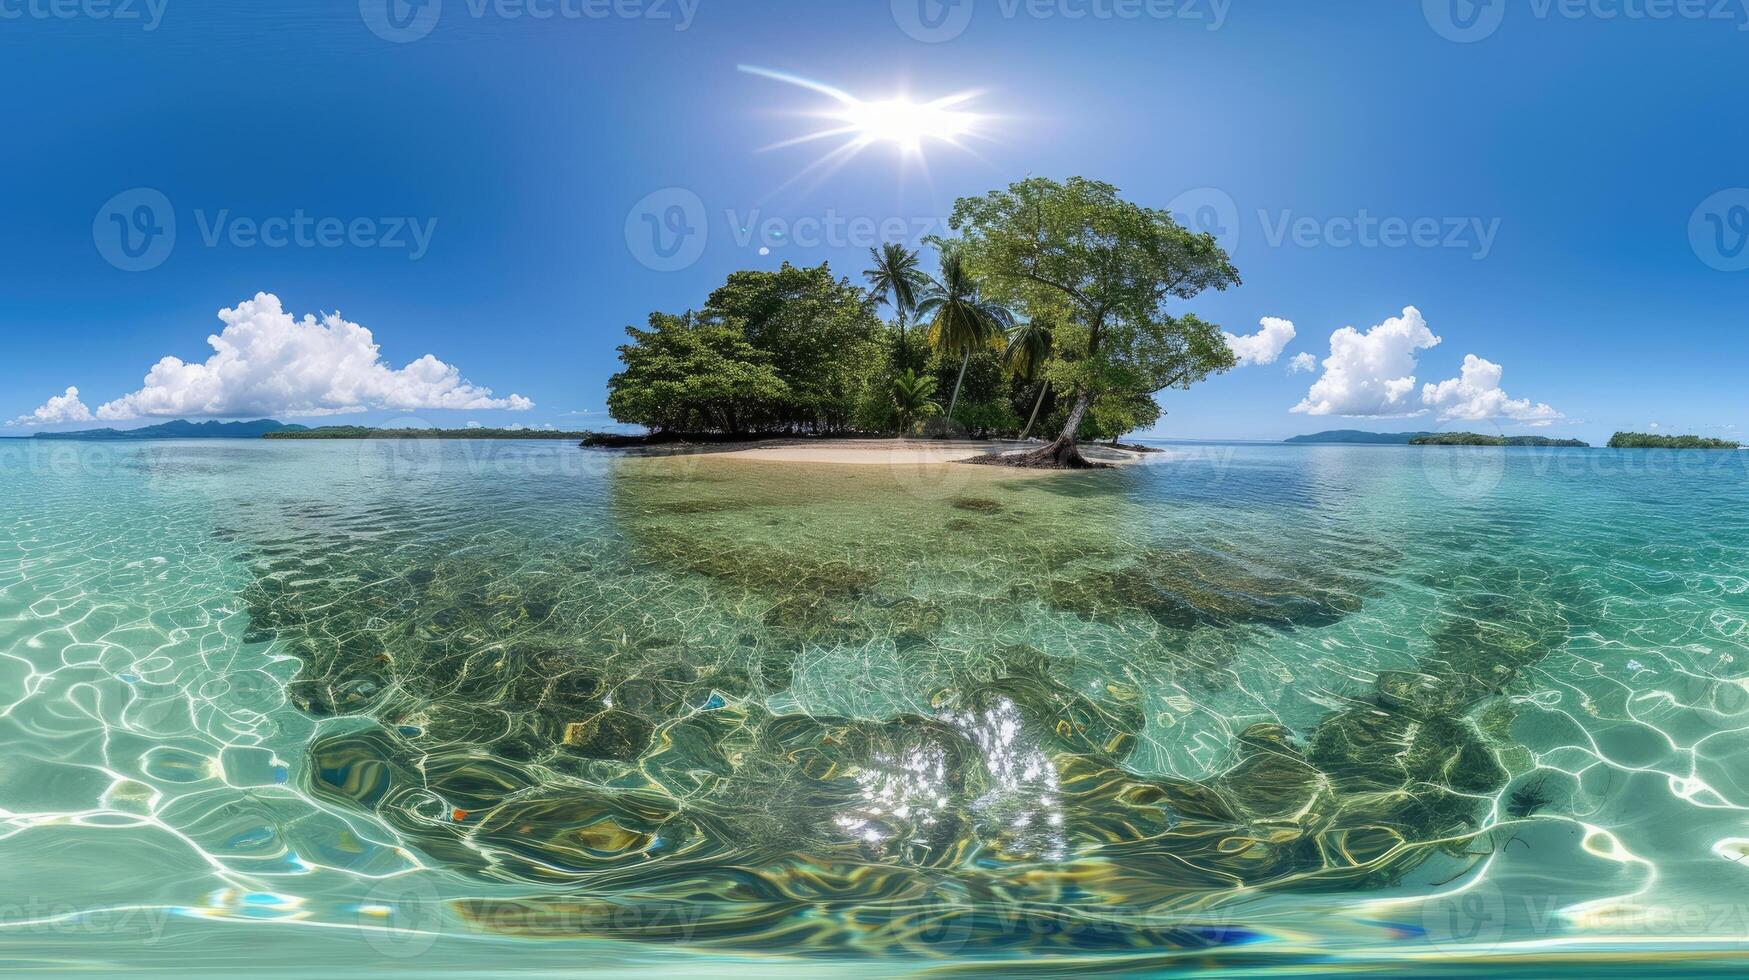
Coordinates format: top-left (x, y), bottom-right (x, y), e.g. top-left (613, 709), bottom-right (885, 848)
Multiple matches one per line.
top-left (703, 439), bottom-right (1146, 466)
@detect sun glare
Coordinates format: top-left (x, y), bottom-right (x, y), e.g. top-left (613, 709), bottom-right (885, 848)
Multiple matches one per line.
top-left (837, 96), bottom-right (978, 153)
top-left (739, 65), bottom-right (989, 185)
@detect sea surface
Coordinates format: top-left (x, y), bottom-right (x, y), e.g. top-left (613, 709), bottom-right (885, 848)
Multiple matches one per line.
top-left (3, 438), bottom-right (1749, 977)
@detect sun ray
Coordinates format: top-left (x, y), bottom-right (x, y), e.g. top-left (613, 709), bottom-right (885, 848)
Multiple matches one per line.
top-left (739, 65), bottom-right (990, 177)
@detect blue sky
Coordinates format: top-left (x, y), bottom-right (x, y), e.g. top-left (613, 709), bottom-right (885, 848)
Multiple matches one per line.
top-left (3, 0), bottom-right (1746, 443)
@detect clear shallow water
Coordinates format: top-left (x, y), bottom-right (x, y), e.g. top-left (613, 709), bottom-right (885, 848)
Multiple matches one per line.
top-left (3, 438), bottom-right (1749, 976)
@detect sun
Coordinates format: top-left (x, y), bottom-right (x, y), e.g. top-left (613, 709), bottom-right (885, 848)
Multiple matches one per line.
top-left (835, 95), bottom-right (979, 153)
top-left (739, 65), bottom-right (988, 182)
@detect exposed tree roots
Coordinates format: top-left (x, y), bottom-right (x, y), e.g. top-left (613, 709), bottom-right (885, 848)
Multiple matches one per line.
top-left (964, 438), bottom-right (1105, 469)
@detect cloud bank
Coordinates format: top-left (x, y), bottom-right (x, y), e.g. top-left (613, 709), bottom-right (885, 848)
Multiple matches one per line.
top-left (1223, 316), bottom-right (1297, 366)
top-left (1291, 305), bottom-right (1562, 424)
top-left (11, 293), bottom-right (531, 425)
top-left (1292, 306), bottom-right (1441, 417)
top-left (10, 387), bottom-right (95, 426)
top-left (1421, 354), bottom-right (1562, 424)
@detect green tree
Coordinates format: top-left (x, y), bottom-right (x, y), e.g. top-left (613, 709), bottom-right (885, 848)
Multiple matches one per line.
top-left (703, 262), bottom-right (883, 433)
top-left (916, 249), bottom-right (1014, 426)
top-left (605, 312), bottom-right (789, 434)
top-left (863, 243), bottom-right (928, 370)
top-left (942, 177), bottom-right (1241, 466)
top-left (1003, 318), bottom-right (1054, 441)
top-left (888, 368), bottom-right (939, 434)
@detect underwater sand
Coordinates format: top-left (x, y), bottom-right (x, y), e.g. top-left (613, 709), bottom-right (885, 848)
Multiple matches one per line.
top-left (3, 438), bottom-right (1749, 976)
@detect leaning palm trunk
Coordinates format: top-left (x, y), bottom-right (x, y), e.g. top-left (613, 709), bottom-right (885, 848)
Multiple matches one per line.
top-left (974, 388), bottom-right (1095, 468)
top-left (1019, 382), bottom-right (1049, 441)
top-left (945, 349), bottom-right (970, 424)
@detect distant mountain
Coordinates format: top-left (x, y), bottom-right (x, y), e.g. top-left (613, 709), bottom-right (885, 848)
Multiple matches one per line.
top-left (31, 419), bottom-right (309, 440)
top-left (1284, 430), bottom-right (1431, 445)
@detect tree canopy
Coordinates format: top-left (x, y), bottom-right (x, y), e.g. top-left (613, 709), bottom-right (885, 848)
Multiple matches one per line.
top-left (605, 312), bottom-right (789, 435)
top-left (941, 177), bottom-right (1241, 464)
top-left (604, 179), bottom-right (1248, 460)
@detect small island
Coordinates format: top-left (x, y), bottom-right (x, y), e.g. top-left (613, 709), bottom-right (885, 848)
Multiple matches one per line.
top-left (264, 426), bottom-right (591, 440)
top-left (1409, 433), bottom-right (1589, 447)
top-left (1607, 432), bottom-right (1741, 450)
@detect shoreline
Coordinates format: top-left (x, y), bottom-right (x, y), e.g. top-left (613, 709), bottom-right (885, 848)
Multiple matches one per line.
top-left (602, 437), bottom-right (1154, 466)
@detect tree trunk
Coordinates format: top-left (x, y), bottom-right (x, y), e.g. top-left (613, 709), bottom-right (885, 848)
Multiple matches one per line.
top-left (946, 350), bottom-right (970, 425)
top-left (896, 310), bottom-right (908, 371)
top-left (1020, 382), bottom-right (1049, 441)
top-left (970, 388), bottom-right (1096, 468)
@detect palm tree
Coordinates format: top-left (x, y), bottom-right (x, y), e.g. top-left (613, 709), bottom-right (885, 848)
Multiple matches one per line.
top-left (917, 250), bottom-right (1013, 425)
top-left (889, 368), bottom-right (938, 434)
top-left (1004, 319), bottom-right (1054, 441)
top-left (863, 243), bottom-right (927, 368)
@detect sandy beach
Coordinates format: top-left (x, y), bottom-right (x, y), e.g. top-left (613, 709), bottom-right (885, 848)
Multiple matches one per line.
top-left (665, 438), bottom-right (1149, 466)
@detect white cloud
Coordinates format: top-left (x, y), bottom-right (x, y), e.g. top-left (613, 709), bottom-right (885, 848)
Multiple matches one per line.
top-left (1223, 316), bottom-right (1296, 366)
top-left (1292, 306), bottom-right (1441, 417)
top-left (9, 387), bottom-right (95, 427)
top-left (1420, 354), bottom-right (1563, 425)
top-left (1289, 352), bottom-right (1318, 374)
top-left (84, 292), bottom-right (531, 421)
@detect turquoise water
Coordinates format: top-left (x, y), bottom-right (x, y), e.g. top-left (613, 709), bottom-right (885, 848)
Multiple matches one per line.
top-left (3, 437), bottom-right (1749, 976)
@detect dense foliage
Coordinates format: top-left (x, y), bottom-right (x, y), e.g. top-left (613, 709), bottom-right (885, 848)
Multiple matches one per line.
top-left (606, 179), bottom-right (1245, 458)
top-left (941, 177), bottom-right (1241, 464)
top-left (1606, 432), bottom-right (1741, 449)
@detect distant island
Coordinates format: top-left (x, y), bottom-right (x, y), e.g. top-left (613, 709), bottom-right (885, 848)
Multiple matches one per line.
top-left (264, 426), bottom-right (589, 440)
top-left (1284, 430), bottom-right (1432, 445)
top-left (16, 419), bottom-right (588, 441)
top-left (1607, 432), bottom-right (1741, 450)
top-left (29, 419), bottom-right (308, 440)
top-left (1410, 433), bottom-right (1589, 447)
top-left (1286, 429), bottom-right (1588, 447)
